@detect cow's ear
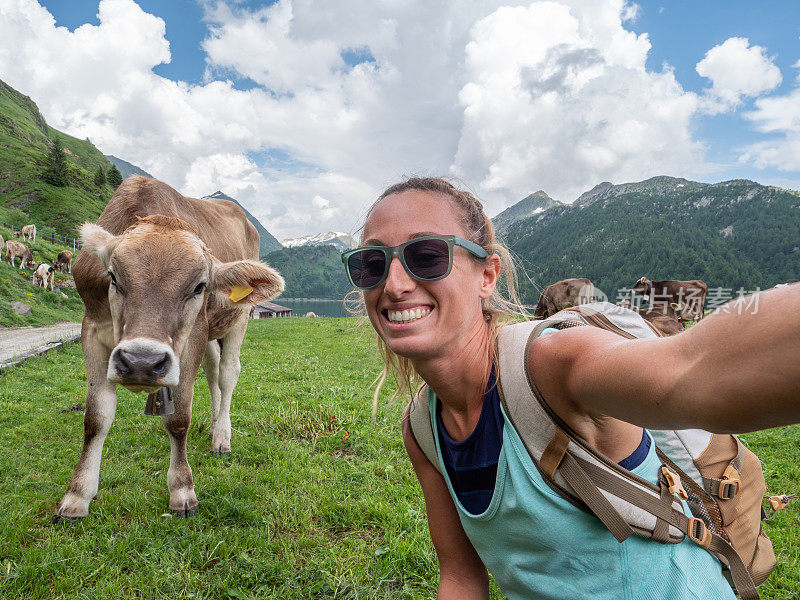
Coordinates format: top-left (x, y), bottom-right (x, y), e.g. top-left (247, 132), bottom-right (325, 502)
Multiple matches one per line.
top-left (80, 223), bottom-right (120, 269)
top-left (211, 259), bottom-right (285, 306)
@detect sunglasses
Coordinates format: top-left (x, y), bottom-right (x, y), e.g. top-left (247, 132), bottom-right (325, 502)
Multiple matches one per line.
top-left (341, 234), bottom-right (488, 290)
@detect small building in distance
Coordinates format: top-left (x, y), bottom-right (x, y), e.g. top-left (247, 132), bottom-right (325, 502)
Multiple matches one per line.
top-left (251, 301), bottom-right (293, 318)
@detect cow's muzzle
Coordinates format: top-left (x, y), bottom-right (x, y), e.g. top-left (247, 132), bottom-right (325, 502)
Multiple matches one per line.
top-left (108, 339), bottom-right (180, 391)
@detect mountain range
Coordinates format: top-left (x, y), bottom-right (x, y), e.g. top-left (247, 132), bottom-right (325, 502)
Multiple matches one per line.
top-left (105, 154), bottom-right (152, 180)
top-left (201, 191), bottom-right (283, 258)
top-left (493, 190), bottom-right (562, 235)
top-left (496, 176), bottom-right (800, 305)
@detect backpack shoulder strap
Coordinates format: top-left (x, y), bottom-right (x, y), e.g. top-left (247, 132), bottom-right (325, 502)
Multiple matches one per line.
top-left (497, 313), bottom-right (762, 599)
top-left (403, 385), bottom-right (442, 474)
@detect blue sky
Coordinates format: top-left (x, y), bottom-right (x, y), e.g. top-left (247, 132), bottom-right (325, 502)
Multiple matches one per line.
top-left (4, 1), bottom-right (800, 238)
top-left (631, 1), bottom-right (800, 180)
top-left (41, 0), bottom-right (210, 82)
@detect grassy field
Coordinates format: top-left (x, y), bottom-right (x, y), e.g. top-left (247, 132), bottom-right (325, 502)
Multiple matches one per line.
top-left (0, 318), bottom-right (798, 599)
top-left (0, 223), bottom-right (83, 327)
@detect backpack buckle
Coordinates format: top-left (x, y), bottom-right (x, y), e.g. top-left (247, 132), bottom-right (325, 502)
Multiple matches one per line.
top-left (768, 495), bottom-right (789, 512)
top-left (661, 466), bottom-right (688, 500)
top-left (687, 517), bottom-right (712, 548)
top-left (718, 479), bottom-right (739, 500)
top-left (718, 464), bottom-right (740, 500)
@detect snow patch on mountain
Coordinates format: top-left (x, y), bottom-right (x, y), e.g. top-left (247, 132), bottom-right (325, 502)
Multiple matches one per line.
top-left (281, 231), bottom-right (357, 250)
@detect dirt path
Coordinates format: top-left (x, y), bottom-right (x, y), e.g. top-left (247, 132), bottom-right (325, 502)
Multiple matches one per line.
top-left (0, 322), bottom-right (81, 368)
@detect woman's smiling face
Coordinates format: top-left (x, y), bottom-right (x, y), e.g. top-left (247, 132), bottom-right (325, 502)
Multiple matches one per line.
top-left (361, 190), bottom-right (492, 361)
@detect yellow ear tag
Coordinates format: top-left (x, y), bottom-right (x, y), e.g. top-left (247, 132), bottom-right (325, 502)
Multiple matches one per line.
top-left (229, 285), bottom-right (253, 303)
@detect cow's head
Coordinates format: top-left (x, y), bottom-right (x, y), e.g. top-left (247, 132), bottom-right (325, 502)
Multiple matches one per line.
top-left (630, 277), bottom-right (651, 297)
top-left (81, 215), bottom-right (284, 393)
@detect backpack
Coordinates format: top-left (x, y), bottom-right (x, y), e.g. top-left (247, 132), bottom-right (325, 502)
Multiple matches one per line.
top-left (404, 301), bottom-right (776, 600)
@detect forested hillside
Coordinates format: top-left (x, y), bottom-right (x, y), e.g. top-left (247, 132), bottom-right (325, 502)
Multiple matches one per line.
top-left (265, 244), bottom-right (351, 299)
top-left (500, 177), bottom-right (800, 304)
top-left (0, 79), bottom-right (113, 235)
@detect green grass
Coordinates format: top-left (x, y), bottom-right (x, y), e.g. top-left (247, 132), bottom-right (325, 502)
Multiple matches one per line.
top-left (0, 318), bottom-right (797, 599)
top-left (0, 223), bottom-right (82, 326)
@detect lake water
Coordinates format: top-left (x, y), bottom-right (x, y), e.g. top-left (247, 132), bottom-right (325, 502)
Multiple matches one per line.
top-left (275, 298), bottom-right (354, 318)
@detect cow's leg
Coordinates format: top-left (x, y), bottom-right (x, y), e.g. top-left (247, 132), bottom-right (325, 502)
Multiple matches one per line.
top-left (52, 321), bottom-right (116, 522)
top-left (201, 340), bottom-right (222, 437)
top-left (162, 403), bottom-right (197, 517)
top-left (163, 339), bottom-right (205, 516)
top-left (211, 316), bottom-right (247, 454)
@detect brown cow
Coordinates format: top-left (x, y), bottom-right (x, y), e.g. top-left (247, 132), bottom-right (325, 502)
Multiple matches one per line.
top-left (5, 240), bottom-right (35, 269)
top-left (55, 250), bottom-right (73, 273)
top-left (630, 277), bottom-right (707, 321)
top-left (14, 224), bottom-right (36, 243)
top-left (616, 300), bottom-right (684, 336)
top-left (534, 277), bottom-right (595, 318)
top-left (51, 176), bottom-right (284, 522)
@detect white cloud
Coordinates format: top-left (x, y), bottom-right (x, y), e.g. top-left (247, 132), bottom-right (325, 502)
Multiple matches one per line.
top-left (696, 37), bottom-right (782, 114)
top-left (202, 1), bottom-right (344, 93)
top-left (451, 0), bottom-right (708, 211)
top-left (0, 0), bottom-right (725, 235)
top-left (739, 89), bottom-right (800, 171)
top-left (244, 172), bottom-right (376, 237)
top-left (621, 1), bottom-right (641, 23)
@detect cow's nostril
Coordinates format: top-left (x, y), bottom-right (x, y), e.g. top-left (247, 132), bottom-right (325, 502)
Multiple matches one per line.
top-left (114, 349), bottom-right (133, 375)
top-left (151, 354), bottom-right (170, 378)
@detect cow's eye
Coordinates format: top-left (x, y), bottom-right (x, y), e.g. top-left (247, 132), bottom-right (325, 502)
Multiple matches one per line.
top-left (192, 282), bottom-right (206, 297)
top-left (108, 271), bottom-right (118, 287)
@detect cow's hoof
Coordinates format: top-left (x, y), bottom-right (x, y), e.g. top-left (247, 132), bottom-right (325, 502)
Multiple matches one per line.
top-left (49, 513), bottom-right (81, 525)
top-left (171, 501), bottom-right (197, 518)
top-left (210, 446), bottom-right (231, 455)
top-left (51, 495), bottom-right (90, 524)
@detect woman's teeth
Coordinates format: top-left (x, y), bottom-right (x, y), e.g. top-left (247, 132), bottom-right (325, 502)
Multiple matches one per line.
top-left (387, 307), bottom-right (430, 323)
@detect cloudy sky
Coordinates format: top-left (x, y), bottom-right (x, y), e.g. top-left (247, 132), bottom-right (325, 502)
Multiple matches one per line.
top-left (2, 0), bottom-right (800, 240)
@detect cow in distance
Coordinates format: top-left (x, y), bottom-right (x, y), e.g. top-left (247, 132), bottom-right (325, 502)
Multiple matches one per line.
top-left (32, 263), bottom-right (55, 291)
top-left (630, 277), bottom-right (707, 321)
top-left (14, 224), bottom-right (36, 243)
top-left (55, 250), bottom-right (73, 273)
top-left (5, 240), bottom-right (35, 269)
top-left (534, 277), bottom-right (595, 318)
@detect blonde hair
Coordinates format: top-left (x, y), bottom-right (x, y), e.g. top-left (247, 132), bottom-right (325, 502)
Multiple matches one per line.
top-left (354, 177), bottom-right (528, 416)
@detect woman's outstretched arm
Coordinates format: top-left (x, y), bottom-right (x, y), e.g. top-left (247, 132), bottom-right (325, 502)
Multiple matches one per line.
top-left (529, 285), bottom-right (800, 433)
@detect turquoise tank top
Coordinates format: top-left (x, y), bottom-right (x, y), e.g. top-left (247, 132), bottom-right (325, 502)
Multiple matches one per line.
top-left (428, 395), bottom-right (736, 600)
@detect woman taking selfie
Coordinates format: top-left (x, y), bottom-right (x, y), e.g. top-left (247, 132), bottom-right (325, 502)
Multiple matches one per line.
top-left (341, 177), bottom-right (800, 599)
